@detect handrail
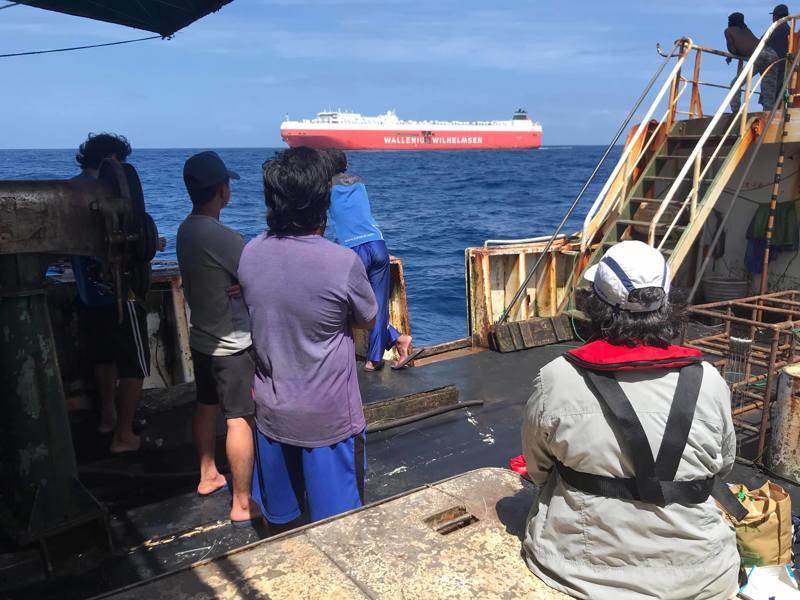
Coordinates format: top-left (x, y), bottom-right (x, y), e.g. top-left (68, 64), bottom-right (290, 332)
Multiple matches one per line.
top-left (585, 79), bottom-right (690, 239)
top-left (580, 39), bottom-right (693, 250)
top-left (493, 41), bottom-right (685, 324)
top-left (647, 15), bottom-right (794, 244)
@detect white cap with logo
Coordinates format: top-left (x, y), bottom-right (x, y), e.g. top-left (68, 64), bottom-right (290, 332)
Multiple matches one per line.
top-left (583, 240), bottom-right (670, 313)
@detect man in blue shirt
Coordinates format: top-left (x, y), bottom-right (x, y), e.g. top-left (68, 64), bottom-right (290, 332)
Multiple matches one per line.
top-left (72, 133), bottom-right (149, 453)
top-left (324, 150), bottom-right (422, 371)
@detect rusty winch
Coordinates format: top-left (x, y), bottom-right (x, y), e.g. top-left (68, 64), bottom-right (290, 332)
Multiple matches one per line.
top-left (0, 160), bottom-right (156, 568)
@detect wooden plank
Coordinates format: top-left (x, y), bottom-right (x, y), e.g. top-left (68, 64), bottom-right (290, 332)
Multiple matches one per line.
top-left (363, 385), bottom-right (459, 427)
top-left (490, 316), bottom-right (573, 353)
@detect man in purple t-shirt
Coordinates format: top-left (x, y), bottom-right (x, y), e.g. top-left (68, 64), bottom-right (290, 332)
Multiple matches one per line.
top-left (239, 147), bottom-right (377, 526)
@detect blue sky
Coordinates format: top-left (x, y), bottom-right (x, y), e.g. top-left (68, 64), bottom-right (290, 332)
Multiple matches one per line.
top-left (0, 0), bottom-right (785, 148)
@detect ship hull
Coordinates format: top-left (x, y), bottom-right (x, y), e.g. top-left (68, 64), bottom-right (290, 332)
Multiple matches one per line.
top-left (281, 128), bottom-right (541, 150)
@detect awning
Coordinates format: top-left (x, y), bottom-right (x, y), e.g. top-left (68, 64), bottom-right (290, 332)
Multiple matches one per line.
top-left (14, 1), bottom-right (234, 37)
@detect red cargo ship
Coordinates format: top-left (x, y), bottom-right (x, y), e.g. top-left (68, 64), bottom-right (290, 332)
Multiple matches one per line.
top-left (280, 109), bottom-right (542, 150)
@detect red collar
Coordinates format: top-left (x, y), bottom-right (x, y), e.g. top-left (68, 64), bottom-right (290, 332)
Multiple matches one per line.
top-left (565, 339), bottom-right (703, 371)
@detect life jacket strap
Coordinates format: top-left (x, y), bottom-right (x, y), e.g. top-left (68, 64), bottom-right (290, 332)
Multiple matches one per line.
top-left (555, 462), bottom-right (716, 505)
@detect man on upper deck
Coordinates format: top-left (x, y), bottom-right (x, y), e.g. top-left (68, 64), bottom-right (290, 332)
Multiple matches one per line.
top-left (725, 12), bottom-right (779, 112)
top-left (767, 4), bottom-right (791, 102)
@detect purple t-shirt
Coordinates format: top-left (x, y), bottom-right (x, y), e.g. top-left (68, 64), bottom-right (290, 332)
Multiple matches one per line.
top-left (238, 233), bottom-right (377, 447)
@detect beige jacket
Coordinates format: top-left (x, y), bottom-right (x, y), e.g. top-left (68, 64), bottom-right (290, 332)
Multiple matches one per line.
top-left (522, 356), bottom-right (739, 600)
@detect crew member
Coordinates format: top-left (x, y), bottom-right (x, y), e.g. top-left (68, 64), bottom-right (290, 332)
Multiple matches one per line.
top-left (72, 133), bottom-right (148, 453)
top-left (239, 147), bottom-right (377, 527)
top-left (176, 151), bottom-right (261, 527)
top-left (521, 241), bottom-right (739, 599)
top-left (725, 12), bottom-right (779, 112)
top-left (767, 3), bottom-right (791, 102)
top-left (324, 149), bottom-right (421, 371)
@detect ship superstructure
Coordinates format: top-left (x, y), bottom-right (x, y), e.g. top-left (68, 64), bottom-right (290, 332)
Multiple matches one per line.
top-left (280, 109), bottom-right (542, 150)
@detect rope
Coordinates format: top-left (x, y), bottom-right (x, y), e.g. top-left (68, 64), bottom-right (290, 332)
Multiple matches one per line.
top-left (0, 2), bottom-right (19, 9)
top-left (0, 34), bottom-right (163, 59)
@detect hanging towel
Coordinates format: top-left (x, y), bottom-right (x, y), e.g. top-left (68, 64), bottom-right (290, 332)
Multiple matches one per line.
top-left (746, 200), bottom-right (799, 249)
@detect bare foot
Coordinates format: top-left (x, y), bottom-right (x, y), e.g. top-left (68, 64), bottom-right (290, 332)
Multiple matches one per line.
top-left (98, 413), bottom-right (117, 434)
top-left (197, 473), bottom-right (228, 496)
top-left (110, 432), bottom-right (141, 454)
top-left (365, 360), bottom-right (384, 371)
top-left (230, 499), bottom-right (263, 523)
top-left (395, 334), bottom-right (412, 359)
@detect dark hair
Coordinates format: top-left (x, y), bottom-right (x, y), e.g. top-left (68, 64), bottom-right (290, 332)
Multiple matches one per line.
top-left (263, 147), bottom-right (331, 236)
top-left (325, 149), bottom-right (348, 175)
top-left (728, 12), bottom-right (746, 28)
top-left (187, 179), bottom-right (227, 207)
top-left (76, 133), bottom-right (132, 170)
top-left (578, 286), bottom-right (687, 348)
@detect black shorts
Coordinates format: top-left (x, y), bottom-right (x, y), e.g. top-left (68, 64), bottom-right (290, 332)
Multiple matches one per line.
top-left (81, 300), bottom-right (151, 379)
top-left (191, 348), bottom-right (255, 419)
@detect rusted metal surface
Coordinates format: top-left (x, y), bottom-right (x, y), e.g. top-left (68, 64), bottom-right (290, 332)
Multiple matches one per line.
top-left (354, 256), bottom-right (410, 362)
top-left (687, 290), bottom-right (800, 460)
top-left (0, 180), bottom-right (117, 257)
top-left (768, 364), bottom-right (800, 480)
top-left (102, 468), bottom-right (569, 599)
top-left (465, 240), bottom-right (579, 347)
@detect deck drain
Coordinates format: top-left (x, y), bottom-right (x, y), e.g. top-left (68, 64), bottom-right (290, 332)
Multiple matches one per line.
top-left (423, 505), bottom-right (479, 535)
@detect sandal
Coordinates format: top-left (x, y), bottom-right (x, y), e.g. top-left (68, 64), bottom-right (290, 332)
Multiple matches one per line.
top-left (391, 347), bottom-right (426, 370)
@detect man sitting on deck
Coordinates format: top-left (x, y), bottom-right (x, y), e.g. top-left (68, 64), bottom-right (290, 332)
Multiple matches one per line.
top-left (521, 241), bottom-right (739, 599)
top-left (725, 11), bottom-right (779, 112)
top-left (239, 147), bottom-right (377, 527)
top-left (176, 151), bottom-right (262, 527)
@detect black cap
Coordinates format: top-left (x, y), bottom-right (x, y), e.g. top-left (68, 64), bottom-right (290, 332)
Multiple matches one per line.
top-left (729, 12), bottom-right (745, 26)
top-left (183, 151), bottom-right (240, 190)
top-left (772, 3), bottom-right (789, 16)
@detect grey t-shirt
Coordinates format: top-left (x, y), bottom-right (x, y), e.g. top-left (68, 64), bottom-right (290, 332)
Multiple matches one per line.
top-left (238, 233), bottom-right (377, 447)
top-left (176, 214), bottom-right (251, 356)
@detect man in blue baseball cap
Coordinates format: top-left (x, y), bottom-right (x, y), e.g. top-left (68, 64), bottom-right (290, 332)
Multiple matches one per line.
top-left (176, 151), bottom-right (262, 527)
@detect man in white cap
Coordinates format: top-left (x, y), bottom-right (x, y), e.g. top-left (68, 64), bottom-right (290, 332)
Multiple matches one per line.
top-left (521, 241), bottom-right (739, 599)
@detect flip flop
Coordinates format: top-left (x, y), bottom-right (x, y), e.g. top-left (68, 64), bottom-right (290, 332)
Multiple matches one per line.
top-left (231, 517), bottom-right (268, 537)
top-left (391, 347), bottom-right (426, 370)
top-left (198, 481), bottom-right (229, 498)
top-left (363, 362), bottom-right (385, 372)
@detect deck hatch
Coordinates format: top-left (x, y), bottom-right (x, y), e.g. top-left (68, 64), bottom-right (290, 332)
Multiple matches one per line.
top-left (423, 505), bottom-right (479, 535)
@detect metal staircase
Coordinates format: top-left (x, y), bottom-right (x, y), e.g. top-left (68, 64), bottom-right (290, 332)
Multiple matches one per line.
top-left (553, 29), bottom-right (790, 312)
top-left (588, 115), bottom-right (755, 274)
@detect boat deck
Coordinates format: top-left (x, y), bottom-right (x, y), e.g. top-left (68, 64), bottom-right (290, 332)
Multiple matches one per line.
top-left (7, 341), bottom-right (799, 599)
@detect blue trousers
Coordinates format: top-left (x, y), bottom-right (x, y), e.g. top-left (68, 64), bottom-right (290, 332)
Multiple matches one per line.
top-left (251, 429), bottom-right (366, 524)
top-left (352, 240), bottom-right (401, 363)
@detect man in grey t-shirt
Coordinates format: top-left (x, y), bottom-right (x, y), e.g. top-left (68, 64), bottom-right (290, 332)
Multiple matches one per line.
top-left (239, 147), bottom-right (377, 526)
top-left (176, 151), bottom-right (261, 527)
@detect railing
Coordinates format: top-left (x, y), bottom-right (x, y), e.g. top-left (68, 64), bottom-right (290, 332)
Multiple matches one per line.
top-left (648, 17), bottom-right (797, 247)
top-left (580, 15), bottom-right (798, 254)
top-left (579, 39), bottom-right (693, 251)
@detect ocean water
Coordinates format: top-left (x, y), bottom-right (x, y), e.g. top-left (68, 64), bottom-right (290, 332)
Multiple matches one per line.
top-left (0, 147), bottom-right (620, 344)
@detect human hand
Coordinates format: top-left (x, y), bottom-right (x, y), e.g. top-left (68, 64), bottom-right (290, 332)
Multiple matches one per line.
top-left (226, 284), bottom-right (242, 298)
